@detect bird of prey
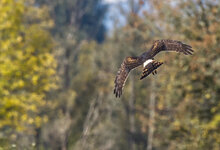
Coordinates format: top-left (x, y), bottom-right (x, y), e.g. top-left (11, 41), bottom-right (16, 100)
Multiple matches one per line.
top-left (114, 39), bottom-right (194, 98)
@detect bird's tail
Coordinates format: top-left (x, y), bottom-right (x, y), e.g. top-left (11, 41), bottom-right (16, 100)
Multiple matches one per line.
top-left (140, 61), bottom-right (163, 80)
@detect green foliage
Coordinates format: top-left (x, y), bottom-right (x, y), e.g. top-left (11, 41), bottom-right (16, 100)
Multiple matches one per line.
top-left (145, 0), bottom-right (220, 149)
top-left (35, 0), bottom-right (108, 42)
top-left (30, 1), bottom-right (109, 149)
top-left (75, 1), bottom-right (220, 149)
top-left (1, 0), bottom-right (220, 149)
top-left (0, 0), bottom-right (56, 147)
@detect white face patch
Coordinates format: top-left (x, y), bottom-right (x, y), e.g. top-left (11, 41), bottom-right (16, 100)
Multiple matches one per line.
top-left (143, 59), bottom-right (153, 67)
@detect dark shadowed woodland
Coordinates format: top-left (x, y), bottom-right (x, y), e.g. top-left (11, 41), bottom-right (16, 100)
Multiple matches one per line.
top-left (0, 0), bottom-right (219, 150)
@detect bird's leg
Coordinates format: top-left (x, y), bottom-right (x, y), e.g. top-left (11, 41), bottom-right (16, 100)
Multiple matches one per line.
top-left (151, 60), bottom-right (157, 75)
top-left (152, 70), bottom-right (157, 75)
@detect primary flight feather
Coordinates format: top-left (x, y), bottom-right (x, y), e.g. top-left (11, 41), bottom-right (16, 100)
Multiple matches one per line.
top-left (114, 39), bottom-right (194, 98)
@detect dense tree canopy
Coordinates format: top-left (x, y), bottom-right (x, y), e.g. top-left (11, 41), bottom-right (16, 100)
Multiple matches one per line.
top-left (0, 0), bottom-right (56, 148)
top-left (0, 0), bottom-right (219, 149)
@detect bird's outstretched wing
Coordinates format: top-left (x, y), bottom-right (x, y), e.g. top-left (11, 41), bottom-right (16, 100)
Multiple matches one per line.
top-left (150, 40), bottom-right (194, 56)
top-left (140, 60), bottom-right (163, 80)
top-left (114, 56), bottom-right (142, 98)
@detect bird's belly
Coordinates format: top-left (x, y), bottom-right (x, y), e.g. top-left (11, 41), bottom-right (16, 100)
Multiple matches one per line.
top-left (143, 59), bottom-right (153, 67)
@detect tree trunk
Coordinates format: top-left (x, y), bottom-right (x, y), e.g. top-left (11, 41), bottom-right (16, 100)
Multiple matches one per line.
top-left (60, 112), bottom-right (71, 150)
top-left (35, 127), bottom-right (41, 150)
top-left (147, 80), bottom-right (156, 150)
top-left (129, 73), bottom-right (136, 150)
top-left (61, 141), bottom-right (67, 150)
top-left (81, 94), bottom-right (102, 150)
top-left (64, 49), bottom-right (70, 89)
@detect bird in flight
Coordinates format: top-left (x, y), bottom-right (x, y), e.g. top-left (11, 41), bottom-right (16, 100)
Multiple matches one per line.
top-left (114, 39), bottom-right (194, 98)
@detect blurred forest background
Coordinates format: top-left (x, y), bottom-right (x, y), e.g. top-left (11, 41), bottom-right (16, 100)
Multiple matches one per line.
top-left (0, 0), bottom-right (220, 149)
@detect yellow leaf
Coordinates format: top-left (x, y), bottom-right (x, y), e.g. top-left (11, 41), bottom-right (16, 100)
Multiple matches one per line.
top-left (32, 75), bottom-right (38, 85)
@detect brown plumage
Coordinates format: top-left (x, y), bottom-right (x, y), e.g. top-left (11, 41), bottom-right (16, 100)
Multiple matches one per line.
top-left (140, 60), bottom-right (163, 80)
top-left (114, 40), bottom-right (194, 98)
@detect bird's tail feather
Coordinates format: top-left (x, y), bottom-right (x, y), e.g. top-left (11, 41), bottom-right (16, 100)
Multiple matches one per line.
top-left (140, 61), bottom-right (163, 80)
